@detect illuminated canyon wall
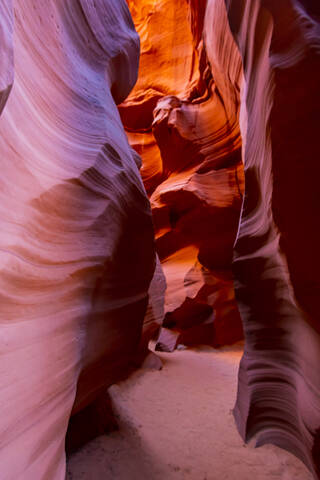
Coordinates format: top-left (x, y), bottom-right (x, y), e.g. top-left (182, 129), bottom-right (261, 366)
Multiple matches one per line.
top-left (1, 0), bottom-right (320, 479)
top-left (124, 0), bottom-right (320, 478)
top-left (0, 1), bottom-right (155, 479)
top-left (121, 0), bottom-right (245, 351)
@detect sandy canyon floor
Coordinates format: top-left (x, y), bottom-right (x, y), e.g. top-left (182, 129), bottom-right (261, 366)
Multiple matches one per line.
top-left (67, 344), bottom-right (313, 480)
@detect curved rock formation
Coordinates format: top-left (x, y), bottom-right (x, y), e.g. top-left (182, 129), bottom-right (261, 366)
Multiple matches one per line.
top-left (205, 0), bottom-right (320, 477)
top-left (0, 1), bottom-right (154, 479)
top-left (122, 0), bottom-right (244, 351)
top-left (2, 0), bottom-right (320, 478)
top-left (124, 0), bottom-right (320, 477)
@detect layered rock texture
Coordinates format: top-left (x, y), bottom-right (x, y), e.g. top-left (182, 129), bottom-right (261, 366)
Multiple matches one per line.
top-left (1, 0), bottom-right (320, 479)
top-left (205, 0), bottom-right (320, 478)
top-left (0, 1), bottom-right (155, 479)
top-left (124, 0), bottom-right (320, 478)
top-left (121, 0), bottom-right (245, 351)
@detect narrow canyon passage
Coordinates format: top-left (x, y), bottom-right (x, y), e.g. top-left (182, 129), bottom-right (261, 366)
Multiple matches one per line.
top-left (1, 1), bottom-right (320, 478)
top-left (67, 345), bottom-right (312, 480)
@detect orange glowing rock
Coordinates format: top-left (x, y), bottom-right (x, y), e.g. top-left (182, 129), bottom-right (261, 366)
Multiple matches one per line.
top-left (123, 2), bottom-right (320, 477)
top-left (122, 0), bottom-right (244, 350)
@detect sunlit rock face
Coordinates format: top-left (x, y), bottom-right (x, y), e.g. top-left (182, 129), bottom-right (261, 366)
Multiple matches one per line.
top-left (123, 0), bottom-right (320, 477)
top-left (205, 0), bottom-right (320, 477)
top-left (0, 1), bottom-right (154, 479)
top-left (122, 0), bottom-right (244, 351)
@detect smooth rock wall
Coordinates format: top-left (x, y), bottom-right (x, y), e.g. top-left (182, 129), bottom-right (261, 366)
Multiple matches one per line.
top-left (0, 1), bottom-right (155, 479)
top-left (205, 0), bottom-right (320, 477)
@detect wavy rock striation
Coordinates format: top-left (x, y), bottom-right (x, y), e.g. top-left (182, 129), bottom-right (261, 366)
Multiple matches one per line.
top-left (122, 0), bottom-right (244, 351)
top-left (124, 0), bottom-right (320, 477)
top-left (0, 1), bottom-right (155, 479)
top-left (2, 0), bottom-right (320, 478)
top-left (205, 0), bottom-right (320, 477)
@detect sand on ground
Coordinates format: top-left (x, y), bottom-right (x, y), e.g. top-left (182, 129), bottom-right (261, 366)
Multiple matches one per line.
top-left (67, 344), bottom-right (313, 480)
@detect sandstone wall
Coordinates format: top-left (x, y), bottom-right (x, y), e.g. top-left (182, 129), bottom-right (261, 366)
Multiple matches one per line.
top-left (0, 1), bottom-right (155, 478)
top-left (205, 0), bottom-right (320, 477)
top-left (124, 0), bottom-right (320, 477)
top-left (122, 0), bottom-right (244, 351)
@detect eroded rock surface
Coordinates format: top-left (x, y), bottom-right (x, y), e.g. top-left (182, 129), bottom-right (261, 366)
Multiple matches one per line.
top-left (0, 1), bottom-right (154, 479)
top-left (124, 0), bottom-right (320, 478)
top-left (205, 0), bottom-right (320, 477)
top-left (122, 0), bottom-right (244, 350)
top-left (2, 1), bottom-right (320, 479)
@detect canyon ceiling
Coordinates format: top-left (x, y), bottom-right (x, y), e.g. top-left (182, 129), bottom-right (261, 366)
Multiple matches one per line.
top-left (0, 0), bottom-right (319, 479)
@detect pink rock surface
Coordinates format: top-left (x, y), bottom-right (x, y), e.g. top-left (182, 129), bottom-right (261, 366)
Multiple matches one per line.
top-left (205, 0), bottom-right (320, 477)
top-left (2, 1), bottom-right (320, 479)
top-left (0, 1), bottom-right (154, 479)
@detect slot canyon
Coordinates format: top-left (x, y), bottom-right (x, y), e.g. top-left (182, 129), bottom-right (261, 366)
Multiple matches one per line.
top-left (0, 0), bottom-right (319, 479)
